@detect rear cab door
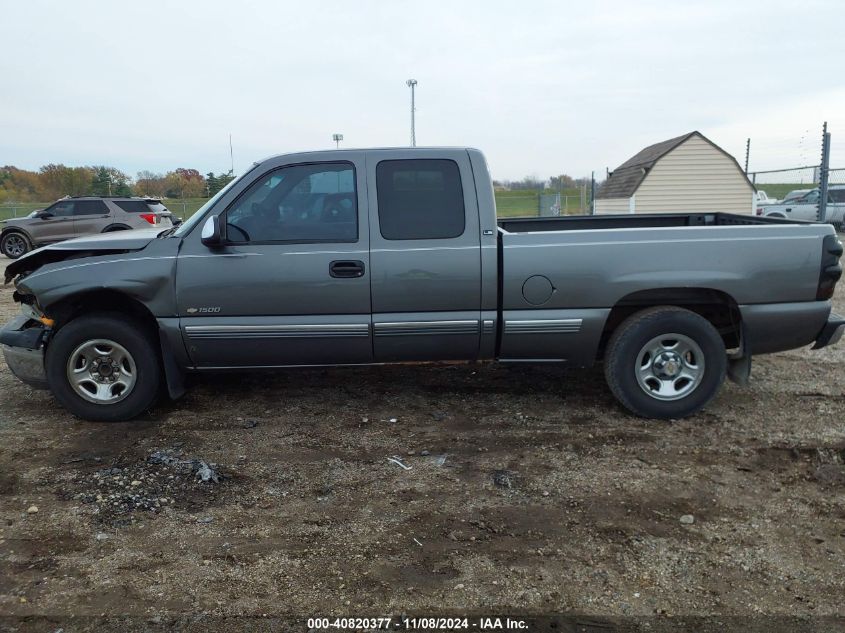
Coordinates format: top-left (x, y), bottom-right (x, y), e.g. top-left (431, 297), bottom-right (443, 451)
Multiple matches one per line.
top-left (366, 149), bottom-right (484, 361)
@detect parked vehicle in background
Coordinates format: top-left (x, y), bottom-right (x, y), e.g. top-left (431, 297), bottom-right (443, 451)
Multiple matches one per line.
top-left (782, 189), bottom-right (812, 204)
top-left (760, 185), bottom-right (845, 229)
top-left (755, 190), bottom-right (779, 206)
top-left (0, 197), bottom-right (175, 259)
top-left (1, 147), bottom-right (843, 423)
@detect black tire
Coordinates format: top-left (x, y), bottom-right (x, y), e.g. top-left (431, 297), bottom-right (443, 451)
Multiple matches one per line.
top-left (604, 306), bottom-right (726, 419)
top-left (45, 313), bottom-right (161, 422)
top-left (1, 231), bottom-right (32, 259)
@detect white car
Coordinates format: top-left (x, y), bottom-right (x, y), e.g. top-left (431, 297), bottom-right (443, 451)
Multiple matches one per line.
top-left (761, 185), bottom-right (845, 229)
top-left (755, 190), bottom-right (779, 205)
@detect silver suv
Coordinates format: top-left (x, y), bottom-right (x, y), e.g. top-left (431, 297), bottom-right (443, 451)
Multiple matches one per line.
top-left (0, 197), bottom-right (176, 259)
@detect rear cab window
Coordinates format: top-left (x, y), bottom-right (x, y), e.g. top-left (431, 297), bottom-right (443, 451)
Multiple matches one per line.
top-left (829, 189), bottom-right (845, 203)
top-left (375, 159), bottom-right (465, 240)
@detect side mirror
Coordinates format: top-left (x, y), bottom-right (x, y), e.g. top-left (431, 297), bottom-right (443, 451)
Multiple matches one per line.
top-left (36, 211), bottom-right (53, 219)
top-left (201, 215), bottom-right (225, 246)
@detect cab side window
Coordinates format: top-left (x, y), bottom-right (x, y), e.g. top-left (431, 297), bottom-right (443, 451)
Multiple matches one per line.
top-left (376, 159), bottom-right (465, 240)
top-left (225, 163), bottom-right (357, 243)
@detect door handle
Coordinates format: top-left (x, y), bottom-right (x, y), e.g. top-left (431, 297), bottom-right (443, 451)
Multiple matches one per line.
top-left (330, 260), bottom-right (365, 278)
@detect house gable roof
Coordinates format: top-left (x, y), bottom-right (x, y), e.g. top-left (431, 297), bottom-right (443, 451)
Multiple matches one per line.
top-left (596, 131), bottom-right (754, 199)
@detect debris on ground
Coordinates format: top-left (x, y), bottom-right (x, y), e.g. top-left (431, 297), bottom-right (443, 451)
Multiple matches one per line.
top-left (680, 514), bottom-right (695, 525)
top-left (148, 449), bottom-right (226, 483)
top-left (388, 456), bottom-right (412, 470)
top-left (26, 505), bottom-right (38, 514)
top-left (492, 470), bottom-right (514, 489)
top-left (61, 447), bottom-right (230, 526)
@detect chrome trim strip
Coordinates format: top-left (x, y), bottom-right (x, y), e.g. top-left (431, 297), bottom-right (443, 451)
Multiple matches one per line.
top-left (482, 319), bottom-right (495, 334)
top-left (504, 318), bottom-right (582, 334)
top-left (185, 323), bottom-right (370, 339)
top-left (374, 320), bottom-right (479, 337)
top-left (498, 358), bottom-right (567, 363)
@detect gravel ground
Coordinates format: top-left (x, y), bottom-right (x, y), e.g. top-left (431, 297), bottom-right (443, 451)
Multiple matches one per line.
top-left (0, 255), bottom-right (843, 631)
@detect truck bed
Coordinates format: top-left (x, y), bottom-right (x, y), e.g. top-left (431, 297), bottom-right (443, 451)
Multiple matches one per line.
top-left (498, 212), bottom-right (807, 233)
top-left (495, 213), bottom-right (834, 365)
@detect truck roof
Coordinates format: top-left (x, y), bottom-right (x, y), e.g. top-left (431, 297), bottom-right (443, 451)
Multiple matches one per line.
top-left (252, 146), bottom-right (482, 165)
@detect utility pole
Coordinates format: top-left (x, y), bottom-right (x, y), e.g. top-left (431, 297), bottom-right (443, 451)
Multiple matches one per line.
top-left (818, 121), bottom-right (831, 222)
top-left (229, 133), bottom-right (234, 176)
top-left (406, 79), bottom-right (417, 147)
top-left (744, 138), bottom-right (751, 173)
top-left (332, 133), bottom-right (344, 149)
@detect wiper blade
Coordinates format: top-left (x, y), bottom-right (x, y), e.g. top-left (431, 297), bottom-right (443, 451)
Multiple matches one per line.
top-left (158, 227), bottom-right (178, 238)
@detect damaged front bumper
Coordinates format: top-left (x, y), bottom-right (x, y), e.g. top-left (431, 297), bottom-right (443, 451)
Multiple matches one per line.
top-left (813, 313), bottom-right (845, 350)
top-left (0, 315), bottom-right (49, 389)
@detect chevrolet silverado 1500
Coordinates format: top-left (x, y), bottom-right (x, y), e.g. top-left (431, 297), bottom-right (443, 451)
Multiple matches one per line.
top-left (1, 148), bottom-right (843, 421)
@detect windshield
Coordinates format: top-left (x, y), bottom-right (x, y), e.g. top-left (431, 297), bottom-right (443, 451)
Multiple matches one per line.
top-left (171, 168), bottom-right (253, 237)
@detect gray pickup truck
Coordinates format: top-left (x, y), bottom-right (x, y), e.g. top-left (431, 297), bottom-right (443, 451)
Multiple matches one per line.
top-left (2, 148), bottom-right (843, 422)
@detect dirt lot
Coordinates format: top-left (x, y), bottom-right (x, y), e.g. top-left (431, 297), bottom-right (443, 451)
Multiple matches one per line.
top-left (0, 256), bottom-right (843, 631)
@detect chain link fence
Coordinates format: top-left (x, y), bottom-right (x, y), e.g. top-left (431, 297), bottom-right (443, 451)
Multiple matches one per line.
top-left (494, 187), bottom-right (594, 218)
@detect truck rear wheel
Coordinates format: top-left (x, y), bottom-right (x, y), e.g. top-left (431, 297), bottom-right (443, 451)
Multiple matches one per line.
top-left (45, 313), bottom-right (161, 422)
top-left (604, 306), bottom-right (726, 419)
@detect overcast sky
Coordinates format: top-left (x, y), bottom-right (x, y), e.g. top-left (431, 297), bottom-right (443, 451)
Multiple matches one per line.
top-left (1, 0), bottom-right (843, 181)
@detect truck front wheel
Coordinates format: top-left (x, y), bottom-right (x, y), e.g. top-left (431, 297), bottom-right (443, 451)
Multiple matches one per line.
top-left (45, 313), bottom-right (161, 422)
top-left (604, 306), bottom-right (726, 419)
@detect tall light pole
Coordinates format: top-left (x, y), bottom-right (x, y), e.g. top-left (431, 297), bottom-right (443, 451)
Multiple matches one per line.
top-left (332, 133), bottom-right (344, 149)
top-left (406, 79), bottom-right (417, 147)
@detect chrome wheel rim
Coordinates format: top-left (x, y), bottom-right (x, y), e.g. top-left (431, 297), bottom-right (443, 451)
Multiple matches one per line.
top-left (66, 339), bottom-right (137, 404)
top-left (635, 333), bottom-right (704, 401)
top-left (4, 234), bottom-right (26, 257)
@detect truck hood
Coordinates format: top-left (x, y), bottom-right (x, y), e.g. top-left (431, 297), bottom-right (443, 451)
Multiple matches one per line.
top-left (4, 229), bottom-right (162, 284)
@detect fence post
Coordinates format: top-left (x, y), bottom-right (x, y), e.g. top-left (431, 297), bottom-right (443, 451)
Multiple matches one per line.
top-left (818, 121), bottom-right (831, 222)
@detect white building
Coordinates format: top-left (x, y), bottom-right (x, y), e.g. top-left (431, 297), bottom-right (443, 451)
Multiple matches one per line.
top-left (595, 131), bottom-right (755, 215)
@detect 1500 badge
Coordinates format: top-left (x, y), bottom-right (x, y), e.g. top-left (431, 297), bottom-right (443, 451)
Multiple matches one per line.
top-left (186, 307), bottom-right (221, 314)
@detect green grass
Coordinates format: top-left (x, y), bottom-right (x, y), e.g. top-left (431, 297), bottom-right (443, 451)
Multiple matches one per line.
top-left (754, 183), bottom-right (817, 201)
top-left (160, 198), bottom-right (208, 221)
top-left (0, 202), bottom-right (47, 221)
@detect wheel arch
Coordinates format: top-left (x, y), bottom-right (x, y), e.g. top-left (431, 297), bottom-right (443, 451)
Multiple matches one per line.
top-left (101, 223), bottom-right (132, 232)
top-left (598, 287), bottom-right (742, 360)
top-left (1, 226), bottom-right (35, 244)
top-left (45, 289), bottom-right (185, 399)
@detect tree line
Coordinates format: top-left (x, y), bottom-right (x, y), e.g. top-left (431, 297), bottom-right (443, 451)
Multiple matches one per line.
top-left (0, 164), bottom-right (235, 203)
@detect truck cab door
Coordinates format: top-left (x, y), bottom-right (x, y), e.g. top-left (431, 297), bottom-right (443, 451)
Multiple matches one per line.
top-left (174, 154), bottom-right (372, 368)
top-left (367, 150), bottom-right (482, 361)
